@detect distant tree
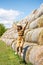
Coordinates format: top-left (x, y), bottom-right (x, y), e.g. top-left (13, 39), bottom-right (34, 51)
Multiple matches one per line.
top-left (0, 24), bottom-right (7, 37)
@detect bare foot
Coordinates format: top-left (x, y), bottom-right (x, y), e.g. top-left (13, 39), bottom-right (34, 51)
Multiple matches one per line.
top-left (21, 53), bottom-right (23, 57)
top-left (15, 52), bottom-right (17, 55)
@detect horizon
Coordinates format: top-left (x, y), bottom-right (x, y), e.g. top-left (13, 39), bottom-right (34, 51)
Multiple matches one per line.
top-left (0, 0), bottom-right (43, 28)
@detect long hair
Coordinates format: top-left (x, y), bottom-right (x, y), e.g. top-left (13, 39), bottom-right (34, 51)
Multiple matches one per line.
top-left (17, 25), bottom-right (22, 31)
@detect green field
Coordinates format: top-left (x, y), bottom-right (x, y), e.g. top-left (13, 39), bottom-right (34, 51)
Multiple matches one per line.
top-left (0, 40), bottom-right (32, 65)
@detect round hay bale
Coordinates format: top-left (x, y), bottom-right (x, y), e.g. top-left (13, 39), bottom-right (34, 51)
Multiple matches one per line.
top-left (25, 28), bottom-right (43, 43)
top-left (38, 17), bottom-right (43, 27)
top-left (29, 15), bottom-right (43, 29)
top-left (38, 30), bottom-right (43, 45)
top-left (22, 45), bottom-right (33, 62)
top-left (29, 45), bottom-right (43, 65)
top-left (1, 27), bottom-right (18, 43)
top-left (21, 45), bottom-right (43, 65)
top-left (21, 43), bottom-right (37, 63)
top-left (1, 38), bottom-right (14, 46)
top-left (29, 45), bottom-right (40, 64)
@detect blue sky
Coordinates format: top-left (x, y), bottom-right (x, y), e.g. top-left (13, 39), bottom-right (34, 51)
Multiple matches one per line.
top-left (0, 0), bottom-right (43, 28)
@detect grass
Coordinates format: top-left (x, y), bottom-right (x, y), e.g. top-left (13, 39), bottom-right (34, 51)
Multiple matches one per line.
top-left (0, 40), bottom-right (33, 65)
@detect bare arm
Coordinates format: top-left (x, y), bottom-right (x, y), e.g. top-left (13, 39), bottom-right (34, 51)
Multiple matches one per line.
top-left (14, 23), bottom-right (17, 29)
top-left (23, 21), bottom-right (28, 31)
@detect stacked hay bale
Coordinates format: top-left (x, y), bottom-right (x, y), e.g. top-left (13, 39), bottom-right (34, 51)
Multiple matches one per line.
top-left (29, 15), bottom-right (43, 29)
top-left (1, 27), bottom-right (18, 46)
top-left (19, 4), bottom-right (43, 65)
top-left (19, 3), bottom-right (43, 29)
top-left (25, 28), bottom-right (43, 45)
top-left (22, 45), bottom-right (43, 65)
top-left (1, 4), bottom-right (43, 65)
top-left (11, 41), bottom-right (43, 65)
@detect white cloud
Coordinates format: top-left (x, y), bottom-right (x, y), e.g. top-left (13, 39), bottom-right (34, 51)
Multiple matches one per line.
top-left (0, 8), bottom-right (23, 28)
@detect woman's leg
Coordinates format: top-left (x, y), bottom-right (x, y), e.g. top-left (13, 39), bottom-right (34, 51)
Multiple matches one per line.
top-left (19, 39), bottom-right (24, 56)
top-left (17, 47), bottom-right (19, 54)
top-left (16, 41), bottom-right (20, 54)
